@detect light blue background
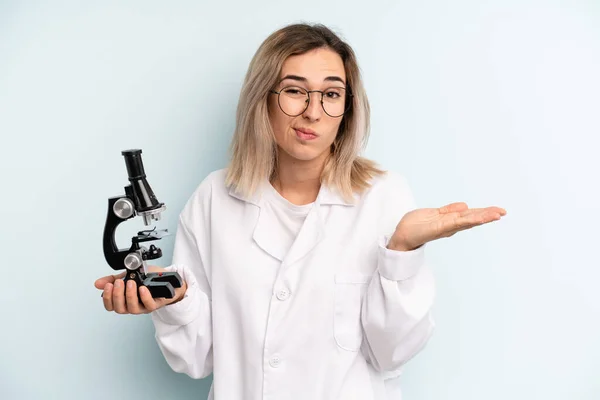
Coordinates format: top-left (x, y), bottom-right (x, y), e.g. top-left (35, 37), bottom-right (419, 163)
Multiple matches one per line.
top-left (1, 1), bottom-right (599, 399)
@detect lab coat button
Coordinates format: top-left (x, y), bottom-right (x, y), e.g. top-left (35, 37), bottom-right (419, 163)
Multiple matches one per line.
top-left (269, 355), bottom-right (282, 368)
top-left (276, 289), bottom-right (290, 301)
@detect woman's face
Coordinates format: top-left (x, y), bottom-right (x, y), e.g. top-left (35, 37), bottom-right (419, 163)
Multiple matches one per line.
top-left (268, 47), bottom-right (347, 164)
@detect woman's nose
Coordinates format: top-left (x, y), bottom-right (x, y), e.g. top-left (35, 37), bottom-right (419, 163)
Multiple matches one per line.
top-left (302, 93), bottom-right (323, 121)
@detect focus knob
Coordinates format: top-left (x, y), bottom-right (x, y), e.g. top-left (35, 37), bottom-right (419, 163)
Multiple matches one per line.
top-left (113, 198), bottom-right (135, 219)
top-left (124, 252), bottom-right (143, 270)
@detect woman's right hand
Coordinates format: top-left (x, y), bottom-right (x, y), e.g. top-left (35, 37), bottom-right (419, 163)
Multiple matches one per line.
top-left (94, 266), bottom-right (188, 314)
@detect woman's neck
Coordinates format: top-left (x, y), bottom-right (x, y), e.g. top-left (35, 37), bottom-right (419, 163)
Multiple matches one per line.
top-left (271, 150), bottom-right (329, 205)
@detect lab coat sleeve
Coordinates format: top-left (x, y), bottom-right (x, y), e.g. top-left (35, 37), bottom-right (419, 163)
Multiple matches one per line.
top-left (149, 184), bottom-right (213, 379)
top-left (360, 172), bottom-right (436, 376)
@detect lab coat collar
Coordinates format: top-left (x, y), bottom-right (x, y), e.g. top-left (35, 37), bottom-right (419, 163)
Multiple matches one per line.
top-left (227, 183), bottom-right (263, 206)
top-left (228, 179), bottom-right (357, 265)
top-left (227, 180), bottom-right (358, 207)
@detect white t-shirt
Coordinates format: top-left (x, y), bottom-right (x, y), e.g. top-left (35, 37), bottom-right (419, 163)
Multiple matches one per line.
top-left (261, 183), bottom-right (313, 260)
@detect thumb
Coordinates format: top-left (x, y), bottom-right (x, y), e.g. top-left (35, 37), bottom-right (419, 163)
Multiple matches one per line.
top-left (94, 271), bottom-right (126, 290)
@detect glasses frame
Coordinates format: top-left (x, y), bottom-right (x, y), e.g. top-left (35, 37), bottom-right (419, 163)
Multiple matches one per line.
top-left (269, 85), bottom-right (353, 118)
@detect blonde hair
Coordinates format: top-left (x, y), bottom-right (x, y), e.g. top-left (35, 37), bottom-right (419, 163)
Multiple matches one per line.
top-left (225, 23), bottom-right (386, 202)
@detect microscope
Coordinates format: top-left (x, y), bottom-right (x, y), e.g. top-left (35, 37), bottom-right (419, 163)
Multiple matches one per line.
top-left (102, 149), bottom-right (182, 300)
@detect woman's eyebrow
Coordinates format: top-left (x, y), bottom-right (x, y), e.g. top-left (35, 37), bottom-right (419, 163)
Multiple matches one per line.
top-left (279, 74), bottom-right (346, 85)
top-left (324, 76), bottom-right (346, 85)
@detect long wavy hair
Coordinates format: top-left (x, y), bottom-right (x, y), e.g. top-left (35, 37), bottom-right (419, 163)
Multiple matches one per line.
top-left (225, 22), bottom-right (385, 202)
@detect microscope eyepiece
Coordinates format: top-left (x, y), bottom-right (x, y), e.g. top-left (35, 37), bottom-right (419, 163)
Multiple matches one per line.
top-left (121, 149), bottom-right (146, 180)
top-left (120, 149), bottom-right (165, 222)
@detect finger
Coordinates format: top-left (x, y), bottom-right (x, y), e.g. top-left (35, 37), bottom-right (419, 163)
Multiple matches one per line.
top-left (125, 280), bottom-right (146, 314)
top-left (439, 202), bottom-right (468, 214)
top-left (438, 211), bottom-right (485, 235)
top-left (95, 271), bottom-right (126, 290)
top-left (139, 286), bottom-right (159, 312)
top-left (112, 278), bottom-right (127, 314)
top-left (458, 208), bottom-right (481, 218)
top-left (490, 206), bottom-right (507, 216)
top-left (459, 208), bottom-right (503, 221)
top-left (473, 210), bottom-right (503, 224)
top-left (458, 206), bottom-right (506, 217)
top-left (451, 211), bottom-right (503, 233)
top-left (102, 283), bottom-right (114, 311)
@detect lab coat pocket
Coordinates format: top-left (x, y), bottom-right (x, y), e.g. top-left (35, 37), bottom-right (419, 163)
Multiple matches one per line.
top-left (333, 273), bottom-right (371, 352)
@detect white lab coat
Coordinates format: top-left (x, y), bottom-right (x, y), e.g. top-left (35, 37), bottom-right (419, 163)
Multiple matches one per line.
top-left (150, 168), bottom-right (436, 400)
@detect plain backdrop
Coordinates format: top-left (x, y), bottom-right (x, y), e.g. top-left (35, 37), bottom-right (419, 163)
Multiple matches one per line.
top-left (1, 0), bottom-right (599, 399)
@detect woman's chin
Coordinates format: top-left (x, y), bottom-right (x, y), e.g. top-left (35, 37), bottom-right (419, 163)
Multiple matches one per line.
top-left (283, 147), bottom-right (326, 163)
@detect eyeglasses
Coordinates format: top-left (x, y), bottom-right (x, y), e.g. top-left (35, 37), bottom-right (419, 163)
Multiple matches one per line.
top-left (269, 86), bottom-right (352, 118)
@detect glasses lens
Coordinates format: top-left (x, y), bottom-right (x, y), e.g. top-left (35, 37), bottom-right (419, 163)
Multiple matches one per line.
top-left (279, 86), bottom-right (309, 116)
top-left (322, 87), bottom-right (347, 117)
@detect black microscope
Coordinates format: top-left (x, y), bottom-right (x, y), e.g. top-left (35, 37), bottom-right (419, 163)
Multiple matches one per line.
top-left (102, 149), bottom-right (182, 299)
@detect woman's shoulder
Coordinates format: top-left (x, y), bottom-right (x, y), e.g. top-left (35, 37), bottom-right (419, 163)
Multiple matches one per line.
top-left (192, 167), bottom-right (230, 191)
top-left (179, 168), bottom-right (230, 216)
top-left (357, 168), bottom-right (418, 218)
top-left (364, 168), bottom-right (414, 199)
top-left (198, 168), bottom-right (229, 193)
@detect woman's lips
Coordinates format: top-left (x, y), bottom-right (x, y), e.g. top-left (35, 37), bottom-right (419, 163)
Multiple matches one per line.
top-left (294, 128), bottom-right (318, 140)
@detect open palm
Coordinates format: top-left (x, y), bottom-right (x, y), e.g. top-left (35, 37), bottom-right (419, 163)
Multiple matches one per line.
top-left (390, 202), bottom-right (507, 251)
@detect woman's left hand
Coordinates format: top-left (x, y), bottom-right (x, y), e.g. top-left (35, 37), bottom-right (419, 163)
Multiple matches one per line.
top-left (387, 202), bottom-right (507, 251)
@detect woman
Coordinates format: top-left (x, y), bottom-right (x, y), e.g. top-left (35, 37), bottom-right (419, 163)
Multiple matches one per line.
top-left (95, 23), bottom-right (506, 399)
